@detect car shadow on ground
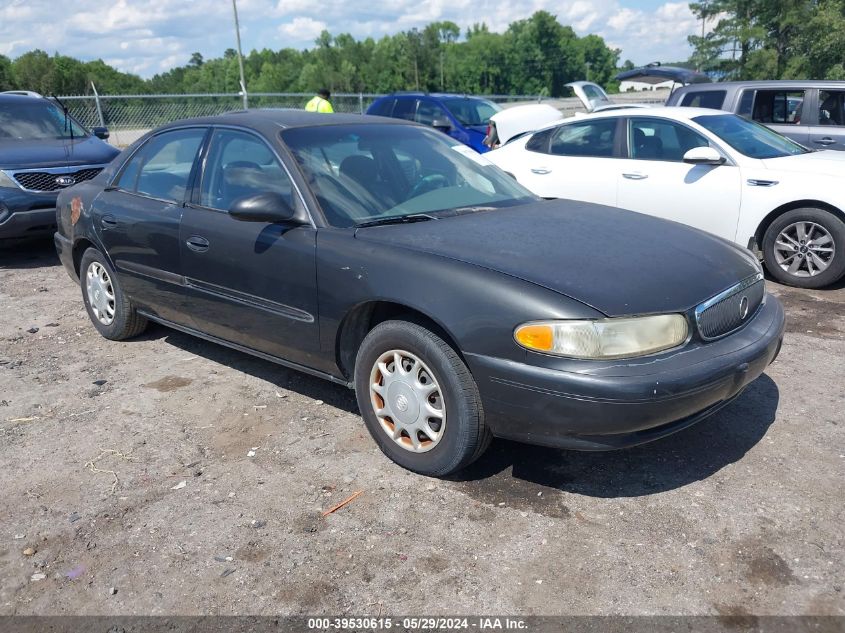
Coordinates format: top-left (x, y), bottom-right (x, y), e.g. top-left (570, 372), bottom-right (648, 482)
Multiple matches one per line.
top-left (143, 323), bottom-right (780, 499)
top-left (0, 239), bottom-right (58, 270)
top-left (451, 374), bottom-right (780, 499)
top-left (136, 323), bottom-right (360, 413)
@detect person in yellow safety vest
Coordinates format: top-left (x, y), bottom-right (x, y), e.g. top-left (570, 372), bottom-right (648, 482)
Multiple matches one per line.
top-left (305, 89), bottom-right (334, 113)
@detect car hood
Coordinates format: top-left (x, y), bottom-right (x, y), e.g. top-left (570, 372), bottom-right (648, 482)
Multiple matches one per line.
top-left (0, 136), bottom-right (118, 169)
top-left (760, 150), bottom-right (845, 177)
top-left (354, 200), bottom-right (758, 317)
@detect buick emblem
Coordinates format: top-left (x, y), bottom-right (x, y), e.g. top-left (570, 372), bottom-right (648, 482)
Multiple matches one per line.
top-left (395, 395), bottom-right (409, 412)
top-left (739, 296), bottom-right (749, 320)
top-left (55, 175), bottom-right (76, 187)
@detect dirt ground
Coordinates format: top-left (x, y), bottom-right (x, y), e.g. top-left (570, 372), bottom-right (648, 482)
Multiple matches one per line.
top-left (0, 240), bottom-right (843, 617)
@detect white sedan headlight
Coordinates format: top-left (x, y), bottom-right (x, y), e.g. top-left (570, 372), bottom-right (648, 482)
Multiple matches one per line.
top-left (514, 315), bottom-right (689, 360)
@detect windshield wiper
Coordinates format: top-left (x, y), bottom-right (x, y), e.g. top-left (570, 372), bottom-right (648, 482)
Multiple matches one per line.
top-left (355, 213), bottom-right (439, 228)
top-left (51, 94), bottom-right (73, 142)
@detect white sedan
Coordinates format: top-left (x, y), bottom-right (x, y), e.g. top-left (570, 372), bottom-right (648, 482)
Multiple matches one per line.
top-left (487, 107), bottom-right (845, 289)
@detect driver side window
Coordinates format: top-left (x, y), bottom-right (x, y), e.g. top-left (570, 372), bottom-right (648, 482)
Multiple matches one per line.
top-left (200, 129), bottom-right (295, 211)
top-left (629, 118), bottom-right (710, 162)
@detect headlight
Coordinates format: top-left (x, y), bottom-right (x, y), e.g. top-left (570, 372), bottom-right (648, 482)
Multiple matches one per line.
top-left (0, 171), bottom-right (19, 189)
top-left (514, 315), bottom-right (689, 360)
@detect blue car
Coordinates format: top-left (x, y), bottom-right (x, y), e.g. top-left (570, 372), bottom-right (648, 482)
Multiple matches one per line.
top-left (0, 91), bottom-right (119, 241)
top-left (366, 93), bottom-right (501, 153)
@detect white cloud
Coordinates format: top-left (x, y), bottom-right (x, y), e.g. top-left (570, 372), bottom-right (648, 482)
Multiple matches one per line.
top-left (0, 0), bottom-right (698, 78)
top-left (278, 17), bottom-right (328, 41)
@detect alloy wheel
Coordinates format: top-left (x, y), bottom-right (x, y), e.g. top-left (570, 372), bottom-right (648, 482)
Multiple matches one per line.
top-left (773, 221), bottom-right (835, 277)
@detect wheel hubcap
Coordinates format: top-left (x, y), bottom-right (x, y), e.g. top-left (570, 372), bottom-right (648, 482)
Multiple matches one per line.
top-left (85, 262), bottom-right (116, 325)
top-left (369, 349), bottom-right (446, 453)
top-left (774, 221), bottom-right (835, 277)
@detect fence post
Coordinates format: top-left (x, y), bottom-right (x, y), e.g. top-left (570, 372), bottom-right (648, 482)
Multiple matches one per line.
top-left (91, 82), bottom-right (105, 127)
top-left (359, 93), bottom-right (364, 114)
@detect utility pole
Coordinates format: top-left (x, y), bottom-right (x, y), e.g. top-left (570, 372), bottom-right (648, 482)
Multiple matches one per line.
top-left (232, 0), bottom-right (248, 109)
top-left (440, 50), bottom-right (444, 91)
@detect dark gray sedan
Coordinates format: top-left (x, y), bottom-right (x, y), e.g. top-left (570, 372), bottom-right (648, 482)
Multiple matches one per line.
top-left (54, 111), bottom-right (785, 476)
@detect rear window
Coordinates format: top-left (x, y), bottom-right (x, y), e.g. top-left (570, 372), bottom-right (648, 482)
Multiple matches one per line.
top-left (680, 90), bottom-right (726, 110)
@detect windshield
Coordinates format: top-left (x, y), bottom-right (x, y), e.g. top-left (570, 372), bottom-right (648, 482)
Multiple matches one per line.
top-left (283, 124), bottom-right (536, 228)
top-left (0, 100), bottom-right (88, 141)
top-left (692, 113), bottom-right (808, 159)
top-left (440, 98), bottom-right (501, 126)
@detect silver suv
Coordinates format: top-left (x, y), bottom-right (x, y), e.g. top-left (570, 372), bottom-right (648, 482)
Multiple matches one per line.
top-left (667, 80), bottom-right (845, 151)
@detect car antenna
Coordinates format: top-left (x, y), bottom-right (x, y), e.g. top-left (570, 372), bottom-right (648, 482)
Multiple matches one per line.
top-left (51, 94), bottom-right (73, 142)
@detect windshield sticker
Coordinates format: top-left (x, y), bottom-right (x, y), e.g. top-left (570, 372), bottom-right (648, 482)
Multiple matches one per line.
top-left (451, 144), bottom-right (493, 166)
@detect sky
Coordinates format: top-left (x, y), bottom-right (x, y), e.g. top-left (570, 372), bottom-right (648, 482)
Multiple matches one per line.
top-left (0, 0), bottom-right (700, 78)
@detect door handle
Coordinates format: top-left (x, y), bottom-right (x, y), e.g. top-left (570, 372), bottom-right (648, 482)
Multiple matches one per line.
top-left (186, 236), bottom-right (210, 252)
top-left (100, 215), bottom-right (118, 229)
top-left (622, 172), bottom-right (649, 180)
top-left (813, 137), bottom-right (836, 146)
top-left (530, 167), bottom-right (552, 175)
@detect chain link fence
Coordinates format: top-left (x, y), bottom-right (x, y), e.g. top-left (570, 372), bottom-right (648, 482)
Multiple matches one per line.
top-left (57, 91), bottom-right (668, 147)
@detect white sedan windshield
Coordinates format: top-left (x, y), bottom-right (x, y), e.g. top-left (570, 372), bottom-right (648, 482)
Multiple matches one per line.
top-left (692, 113), bottom-right (808, 159)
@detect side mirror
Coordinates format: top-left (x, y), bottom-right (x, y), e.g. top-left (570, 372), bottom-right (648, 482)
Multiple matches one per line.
top-left (228, 192), bottom-right (304, 224)
top-left (683, 146), bottom-right (725, 165)
top-left (432, 117), bottom-right (453, 133)
top-left (92, 126), bottom-right (110, 140)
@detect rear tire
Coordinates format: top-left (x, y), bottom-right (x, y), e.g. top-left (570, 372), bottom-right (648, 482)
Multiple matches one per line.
top-left (762, 208), bottom-right (845, 289)
top-left (80, 248), bottom-right (148, 340)
top-left (354, 320), bottom-right (490, 476)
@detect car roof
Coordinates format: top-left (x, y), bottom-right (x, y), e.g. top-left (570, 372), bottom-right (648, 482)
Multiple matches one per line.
top-left (383, 92), bottom-right (491, 100)
top-left (531, 106), bottom-right (733, 133)
top-left (676, 80), bottom-right (845, 91)
top-left (155, 109), bottom-right (411, 134)
top-left (0, 92), bottom-right (49, 104)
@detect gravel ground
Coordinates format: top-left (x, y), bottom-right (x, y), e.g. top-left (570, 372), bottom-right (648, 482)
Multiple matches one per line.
top-left (0, 240), bottom-right (843, 617)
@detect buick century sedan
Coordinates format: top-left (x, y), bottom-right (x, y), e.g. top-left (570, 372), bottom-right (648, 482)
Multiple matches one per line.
top-left (55, 111), bottom-right (785, 476)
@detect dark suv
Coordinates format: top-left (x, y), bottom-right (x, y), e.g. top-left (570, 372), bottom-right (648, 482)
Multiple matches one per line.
top-left (0, 91), bottom-right (119, 241)
top-left (367, 93), bottom-right (501, 153)
top-left (667, 80), bottom-right (845, 151)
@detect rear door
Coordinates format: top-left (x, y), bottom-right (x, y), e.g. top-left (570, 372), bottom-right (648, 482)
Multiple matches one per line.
top-left (94, 127), bottom-right (207, 324)
top-left (807, 89), bottom-right (845, 151)
top-left (616, 116), bottom-right (742, 241)
top-left (513, 117), bottom-right (622, 205)
top-left (179, 127), bottom-right (320, 367)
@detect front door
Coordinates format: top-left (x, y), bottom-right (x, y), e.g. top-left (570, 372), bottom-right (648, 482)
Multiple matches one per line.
top-left (179, 128), bottom-right (320, 367)
top-left (94, 127), bottom-right (207, 323)
top-left (616, 117), bottom-right (743, 241)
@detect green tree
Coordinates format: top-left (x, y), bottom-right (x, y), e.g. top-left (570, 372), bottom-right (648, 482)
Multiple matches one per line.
top-left (0, 55), bottom-right (15, 91)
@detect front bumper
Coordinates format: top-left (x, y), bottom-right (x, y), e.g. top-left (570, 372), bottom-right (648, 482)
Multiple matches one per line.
top-left (0, 204), bottom-right (57, 240)
top-left (0, 187), bottom-right (61, 240)
top-left (467, 295), bottom-right (785, 450)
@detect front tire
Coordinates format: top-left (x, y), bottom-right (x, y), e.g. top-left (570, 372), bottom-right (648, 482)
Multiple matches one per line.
top-left (80, 248), bottom-right (148, 340)
top-left (762, 208), bottom-right (845, 288)
top-left (354, 320), bottom-right (490, 476)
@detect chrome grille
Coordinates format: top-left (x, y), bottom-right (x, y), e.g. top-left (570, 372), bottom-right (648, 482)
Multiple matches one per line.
top-left (695, 274), bottom-right (765, 340)
top-left (12, 167), bottom-right (103, 193)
